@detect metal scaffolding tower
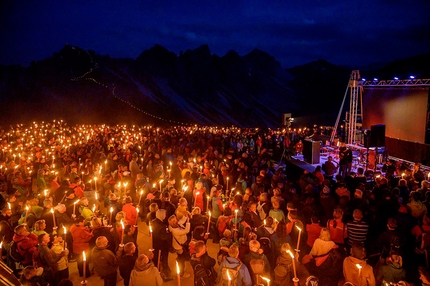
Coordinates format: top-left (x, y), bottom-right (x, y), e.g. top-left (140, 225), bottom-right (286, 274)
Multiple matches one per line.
top-left (346, 70), bottom-right (363, 144)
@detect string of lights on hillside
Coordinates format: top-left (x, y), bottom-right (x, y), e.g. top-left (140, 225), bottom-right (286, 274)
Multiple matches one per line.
top-left (69, 46), bottom-right (193, 126)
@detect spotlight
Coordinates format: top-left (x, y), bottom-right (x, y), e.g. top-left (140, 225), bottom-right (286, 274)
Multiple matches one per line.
top-left (394, 77), bottom-right (399, 80)
top-left (362, 78), bottom-right (366, 81)
top-left (410, 76), bottom-right (415, 79)
top-left (373, 78), bottom-right (378, 81)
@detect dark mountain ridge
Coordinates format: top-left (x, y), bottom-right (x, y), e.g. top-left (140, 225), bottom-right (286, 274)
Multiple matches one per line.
top-left (0, 44), bottom-right (429, 128)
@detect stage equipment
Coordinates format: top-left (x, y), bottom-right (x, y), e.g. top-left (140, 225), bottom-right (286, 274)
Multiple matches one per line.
top-left (303, 139), bottom-right (320, 164)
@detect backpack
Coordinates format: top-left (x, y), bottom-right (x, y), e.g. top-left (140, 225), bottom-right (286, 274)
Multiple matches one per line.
top-left (221, 259), bottom-right (242, 286)
top-left (273, 264), bottom-right (289, 286)
top-left (193, 261), bottom-right (211, 286)
top-left (9, 239), bottom-right (25, 262)
top-left (249, 257), bottom-right (265, 275)
top-left (217, 216), bottom-right (233, 237)
top-left (259, 237), bottom-right (273, 265)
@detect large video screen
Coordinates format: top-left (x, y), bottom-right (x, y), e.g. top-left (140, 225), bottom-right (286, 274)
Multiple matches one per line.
top-left (362, 87), bottom-right (429, 144)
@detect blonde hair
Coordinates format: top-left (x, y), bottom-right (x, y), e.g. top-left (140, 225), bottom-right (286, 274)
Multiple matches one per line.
top-left (249, 239), bottom-right (261, 252)
top-left (319, 228), bottom-right (331, 241)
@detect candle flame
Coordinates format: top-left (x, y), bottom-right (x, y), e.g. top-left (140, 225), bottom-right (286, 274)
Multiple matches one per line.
top-left (83, 251), bottom-right (86, 261)
top-left (295, 225), bottom-right (302, 232)
top-left (51, 208), bottom-right (54, 214)
top-left (226, 270), bottom-right (231, 281)
top-left (356, 264), bottom-right (362, 269)
top-left (74, 200), bottom-right (79, 205)
top-left (176, 261), bottom-right (180, 275)
top-left (7, 203), bottom-right (11, 209)
top-left (235, 209), bottom-right (239, 213)
top-left (261, 277), bottom-right (270, 283)
top-left (63, 225), bottom-right (66, 235)
top-left (121, 220), bottom-right (125, 230)
top-left (286, 249), bottom-right (295, 259)
top-left (110, 207), bottom-right (113, 213)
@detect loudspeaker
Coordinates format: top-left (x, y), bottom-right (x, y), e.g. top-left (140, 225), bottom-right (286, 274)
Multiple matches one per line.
top-left (303, 139), bottom-right (320, 164)
top-left (370, 124), bottom-right (385, 147)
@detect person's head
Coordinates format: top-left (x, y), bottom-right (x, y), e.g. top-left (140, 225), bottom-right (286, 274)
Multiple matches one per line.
top-left (223, 207), bottom-right (232, 216)
top-left (124, 242), bottom-right (136, 255)
top-left (55, 203), bottom-right (67, 214)
top-left (134, 254), bottom-right (150, 271)
top-left (353, 209), bottom-right (363, 221)
top-left (15, 225), bottom-right (30, 236)
top-left (80, 197), bottom-right (89, 206)
top-left (21, 266), bottom-right (38, 281)
top-left (195, 240), bottom-right (207, 257)
top-left (2, 207), bottom-right (12, 217)
top-left (223, 229), bottom-right (232, 239)
top-left (192, 207), bottom-right (201, 215)
top-left (38, 233), bottom-right (50, 245)
top-left (168, 215), bottom-right (178, 227)
top-left (280, 243), bottom-right (293, 255)
top-left (272, 200), bottom-right (280, 210)
top-left (265, 216), bottom-right (274, 227)
top-left (192, 226), bottom-right (206, 240)
top-left (319, 228), bottom-right (331, 241)
top-left (156, 209), bottom-right (166, 221)
top-left (259, 192), bottom-right (268, 202)
top-left (95, 236), bottom-right (109, 249)
top-left (248, 202), bottom-right (257, 212)
top-left (350, 242), bottom-right (366, 259)
top-left (34, 220), bottom-right (46, 231)
top-left (333, 208), bottom-right (344, 219)
top-left (249, 240), bottom-right (260, 253)
top-left (228, 244), bottom-right (239, 258)
top-left (387, 218), bottom-right (397, 230)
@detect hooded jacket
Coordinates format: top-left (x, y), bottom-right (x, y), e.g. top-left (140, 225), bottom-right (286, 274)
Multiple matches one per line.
top-left (376, 260), bottom-right (406, 284)
top-left (129, 262), bottom-right (163, 286)
top-left (218, 257), bottom-right (252, 286)
top-left (91, 245), bottom-right (118, 277)
top-left (343, 256), bottom-right (375, 286)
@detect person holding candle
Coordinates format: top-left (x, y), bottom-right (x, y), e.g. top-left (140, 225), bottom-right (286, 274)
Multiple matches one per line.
top-left (273, 243), bottom-right (309, 286)
top-left (129, 253), bottom-right (163, 286)
top-left (151, 209), bottom-right (173, 281)
top-left (119, 242), bottom-right (137, 286)
top-left (190, 240), bottom-right (217, 286)
top-left (243, 240), bottom-right (271, 285)
top-left (210, 185), bottom-right (224, 243)
top-left (37, 233), bottom-right (68, 285)
top-left (78, 197), bottom-right (94, 222)
top-left (343, 242), bottom-right (375, 286)
top-left (218, 244), bottom-right (252, 286)
top-left (92, 236), bottom-right (120, 286)
top-left (122, 196), bottom-right (138, 226)
top-left (50, 233), bottom-right (70, 283)
top-left (168, 214), bottom-right (191, 278)
top-left (70, 216), bottom-right (93, 277)
top-left (193, 181), bottom-right (206, 212)
top-left (12, 224), bottom-right (38, 267)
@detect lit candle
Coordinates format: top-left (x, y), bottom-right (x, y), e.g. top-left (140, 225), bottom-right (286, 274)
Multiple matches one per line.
top-left (206, 211), bottom-right (211, 234)
top-left (23, 205), bottom-right (29, 224)
top-left (235, 209), bottom-right (239, 230)
top-left (123, 182), bottom-right (128, 198)
top-left (194, 191), bottom-right (200, 207)
top-left (109, 207), bottom-right (113, 225)
top-left (295, 225), bottom-right (302, 254)
top-left (51, 208), bottom-right (56, 229)
top-left (82, 251), bottom-right (87, 284)
top-left (7, 203), bottom-right (11, 210)
top-left (159, 179), bottom-right (164, 192)
top-left (149, 222), bottom-right (154, 251)
top-left (356, 264), bottom-right (362, 284)
top-left (261, 276), bottom-right (271, 286)
top-left (73, 200), bottom-right (78, 216)
top-left (402, 173), bottom-right (405, 179)
top-left (63, 226), bottom-right (67, 250)
top-left (176, 260), bottom-right (181, 286)
top-left (287, 250), bottom-right (298, 284)
top-left (206, 195), bottom-right (210, 212)
top-left (135, 208), bottom-right (139, 226)
top-left (92, 204), bottom-right (96, 213)
top-left (226, 269), bottom-right (232, 286)
top-left (44, 189), bottom-right (48, 198)
top-left (94, 177), bottom-right (98, 192)
top-left (226, 177), bottom-right (229, 190)
top-left (138, 190), bottom-right (144, 206)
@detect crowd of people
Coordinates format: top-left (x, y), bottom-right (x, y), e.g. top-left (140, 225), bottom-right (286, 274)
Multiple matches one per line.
top-left (0, 121), bottom-right (430, 286)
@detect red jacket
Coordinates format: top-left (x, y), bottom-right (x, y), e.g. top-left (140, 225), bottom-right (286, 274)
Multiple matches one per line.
top-left (70, 224), bottom-right (93, 254)
top-left (122, 203), bottom-right (137, 226)
top-left (12, 233), bottom-right (38, 266)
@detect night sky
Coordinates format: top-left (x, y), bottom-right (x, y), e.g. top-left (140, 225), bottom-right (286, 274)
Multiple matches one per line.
top-left (1, 0), bottom-right (429, 68)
